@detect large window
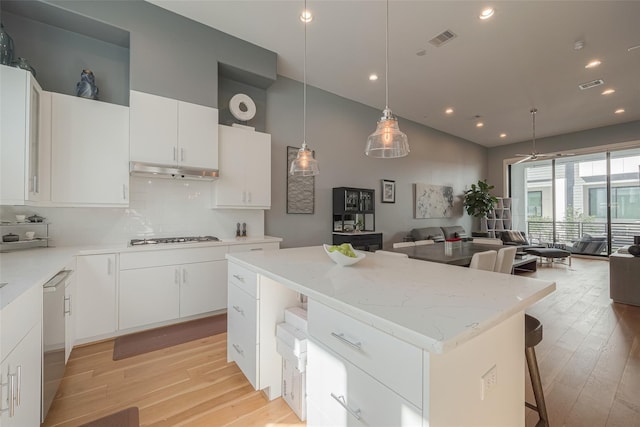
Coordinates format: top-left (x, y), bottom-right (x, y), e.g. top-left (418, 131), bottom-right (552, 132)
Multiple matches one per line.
top-left (511, 147), bottom-right (640, 255)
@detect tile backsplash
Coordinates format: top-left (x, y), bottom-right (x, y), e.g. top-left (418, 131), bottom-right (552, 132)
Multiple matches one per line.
top-left (1, 177), bottom-right (265, 247)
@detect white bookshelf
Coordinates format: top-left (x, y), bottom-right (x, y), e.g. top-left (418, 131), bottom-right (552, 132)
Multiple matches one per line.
top-left (480, 197), bottom-right (512, 238)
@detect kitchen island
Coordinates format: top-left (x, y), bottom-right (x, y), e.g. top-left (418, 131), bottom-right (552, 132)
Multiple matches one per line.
top-left (226, 246), bottom-right (555, 426)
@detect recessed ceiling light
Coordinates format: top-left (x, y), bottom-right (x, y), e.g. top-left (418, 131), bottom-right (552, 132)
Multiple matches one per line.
top-left (585, 60), bottom-right (602, 69)
top-left (479, 8), bottom-right (495, 20)
top-left (500, 133), bottom-right (507, 138)
top-left (445, 108), bottom-right (454, 114)
top-left (615, 108), bottom-right (625, 114)
top-left (369, 74), bottom-right (378, 81)
top-left (300, 10), bottom-right (312, 23)
top-left (476, 122), bottom-right (484, 128)
top-left (602, 89), bottom-right (616, 95)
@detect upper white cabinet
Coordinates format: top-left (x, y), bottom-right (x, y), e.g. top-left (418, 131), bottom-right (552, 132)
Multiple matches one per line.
top-left (0, 65), bottom-right (51, 206)
top-left (50, 93), bottom-right (129, 206)
top-left (213, 125), bottom-right (271, 209)
top-left (129, 90), bottom-right (219, 169)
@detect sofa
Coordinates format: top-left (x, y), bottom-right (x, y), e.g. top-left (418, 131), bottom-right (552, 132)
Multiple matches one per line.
top-left (565, 233), bottom-right (607, 255)
top-left (409, 226), bottom-right (468, 242)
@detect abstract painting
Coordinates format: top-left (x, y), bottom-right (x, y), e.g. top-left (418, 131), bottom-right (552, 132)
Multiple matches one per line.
top-left (287, 146), bottom-right (315, 214)
top-left (414, 183), bottom-right (454, 218)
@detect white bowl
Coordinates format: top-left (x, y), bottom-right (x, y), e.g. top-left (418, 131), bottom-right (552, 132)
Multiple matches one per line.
top-left (323, 244), bottom-right (366, 266)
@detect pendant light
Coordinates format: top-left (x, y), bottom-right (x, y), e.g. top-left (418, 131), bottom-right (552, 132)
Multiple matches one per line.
top-left (365, 0), bottom-right (409, 158)
top-left (290, 0), bottom-right (319, 176)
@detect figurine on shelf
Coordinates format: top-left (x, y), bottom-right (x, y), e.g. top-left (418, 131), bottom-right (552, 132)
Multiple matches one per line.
top-left (75, 69), bottom-right (99, 100)
top-left (0, 23), bottom-right (15, 65)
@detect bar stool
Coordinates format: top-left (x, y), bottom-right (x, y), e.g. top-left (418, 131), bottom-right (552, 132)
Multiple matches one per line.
top-left (525, 314), bottom-right (550, 427)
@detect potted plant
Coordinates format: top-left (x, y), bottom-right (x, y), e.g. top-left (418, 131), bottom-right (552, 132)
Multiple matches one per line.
top-left (463, 179), bottom-right (498, 232)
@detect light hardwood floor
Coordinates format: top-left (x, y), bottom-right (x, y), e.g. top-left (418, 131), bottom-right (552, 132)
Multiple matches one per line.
top-left (44, 257), bottom-right (639, 427)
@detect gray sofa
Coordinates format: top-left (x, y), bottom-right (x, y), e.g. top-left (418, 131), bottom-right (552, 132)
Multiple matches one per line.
top-left (409, 226), bottom-right (468, 242)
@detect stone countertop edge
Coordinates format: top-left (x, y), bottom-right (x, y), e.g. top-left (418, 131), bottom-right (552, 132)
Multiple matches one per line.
top-left (226, 246), bottom-right (556, 354)
top-left (0, 236), bottom-right (282, 309)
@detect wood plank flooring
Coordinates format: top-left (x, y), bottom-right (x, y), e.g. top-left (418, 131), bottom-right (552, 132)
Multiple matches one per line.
top-left (44, 257), bottom-right (639, 426)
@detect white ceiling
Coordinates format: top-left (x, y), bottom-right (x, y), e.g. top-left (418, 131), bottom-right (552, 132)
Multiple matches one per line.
top-left (149, 1), bottom-right (640, 148)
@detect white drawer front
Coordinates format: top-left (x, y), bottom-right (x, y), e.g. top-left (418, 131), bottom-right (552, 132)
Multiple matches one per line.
top-left (120, 246), bottom-right (228, 270)
top-left (228, 261), bottom-right (258, 298)
top-left (228, 242), bottom-right (280, 252)
top-left (308, 299), bottom-right (423, 408)
top-left (228, 283), bottom-right (259, 388)
top-left (1, 284), bottom-right (42, 361)
top-left (307, 340), bottom-right (422, 426)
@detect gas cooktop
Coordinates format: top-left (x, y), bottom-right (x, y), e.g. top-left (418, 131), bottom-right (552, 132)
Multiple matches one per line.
top-left (129, 236), bottom-right (220, 246)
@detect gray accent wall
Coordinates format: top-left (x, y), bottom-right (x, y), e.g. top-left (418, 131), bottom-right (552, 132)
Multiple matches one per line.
top-left (265, 77), bottom-right (488, 249)
top-left (487, 120), bottom-right (640, 197)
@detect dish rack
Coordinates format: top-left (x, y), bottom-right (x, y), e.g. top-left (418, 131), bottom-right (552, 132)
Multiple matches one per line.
top-left (0, 221), bottom-right (50, 252)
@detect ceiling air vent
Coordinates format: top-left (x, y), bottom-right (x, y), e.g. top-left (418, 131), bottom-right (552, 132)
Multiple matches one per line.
top-left (578, 79), bottom-right (604, 90)
top-left (428, 30), bottom-right (457, 47)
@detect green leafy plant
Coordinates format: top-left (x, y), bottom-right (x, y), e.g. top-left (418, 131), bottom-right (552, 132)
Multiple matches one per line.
top-left (463, 179), bottom-right (499, 218)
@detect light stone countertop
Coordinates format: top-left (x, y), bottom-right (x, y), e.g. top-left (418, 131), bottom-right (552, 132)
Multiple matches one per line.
top-left (226, 246), bottom-right (556, 354)
top-left (0, 236), bottom-right (282, 310)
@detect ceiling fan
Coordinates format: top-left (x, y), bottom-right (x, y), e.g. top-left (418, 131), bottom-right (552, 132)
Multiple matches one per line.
top-left (514, 108), bottom-right (573, 164)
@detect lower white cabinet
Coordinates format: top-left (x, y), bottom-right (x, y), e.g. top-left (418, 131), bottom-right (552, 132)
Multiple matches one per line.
top-left (75, 254), bottom-right (118, 342)
top-left (0, 323), bottom-right (42, 427)
top-left (0, 283), bottom-right (42, 427)
top-left (119, 247), bottom-right (228, 331)
top-left (227, 260), bottom-right (299, 400)
top-left (64, 270), bottom-right (76, 364)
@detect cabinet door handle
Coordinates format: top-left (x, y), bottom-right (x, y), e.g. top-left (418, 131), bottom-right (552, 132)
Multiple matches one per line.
top-left (181, 147), bottom-right (185, 162)
top-left (182, 268), bottom-right (187, 284)
top-left (247, 192), bottom-right (251, 203)
top-left (32, 175), bottom-right (38, 193)
top-left (107, 258), bottom-right (112, 275)
top-left (15, 366), bottom-right (21, 407)
top-left (122, 184), bottom-right (127, 200)
top-left (232, 343), bottom-right (244, 356)
top-left (232, 274), bottom-right (245, 282)
top-left (175, 268), bottom-right (180, 284)
top-left (64, 296), bottom-right (71, 315)
top-left (331, 332), bottom-right (362, 351)
top-left (232, 305), bottom-right (244, 315)
top-left (173, 147), bottom-right (177, 161)
top-left (331, 393), bottom-right (362, 421)
top-left (0, 372), bottom-right (15, 416)
top-left (249, 248), bottom-right (263, 251)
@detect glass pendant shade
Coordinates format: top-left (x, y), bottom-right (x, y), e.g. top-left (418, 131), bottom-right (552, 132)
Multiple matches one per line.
top-left (365, 108), bottom-right (409, 158)
top-left (289, 142), bottom-right (319, 176)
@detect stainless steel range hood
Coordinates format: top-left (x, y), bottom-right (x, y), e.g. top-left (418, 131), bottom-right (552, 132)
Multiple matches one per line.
top-left (129, 162), bottom-right (219, 180)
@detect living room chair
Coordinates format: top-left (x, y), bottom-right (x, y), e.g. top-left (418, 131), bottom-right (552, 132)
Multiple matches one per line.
top-left (469, 250), bottom-right (497, 271)
top-left (494, 246), bottom-right (518, 274)
top-left (393, 241), bottom-right (415, 248)
top-left (376, 250), bottom-right (409, 258)
top-left (414, 239), bottom-right (435, 246)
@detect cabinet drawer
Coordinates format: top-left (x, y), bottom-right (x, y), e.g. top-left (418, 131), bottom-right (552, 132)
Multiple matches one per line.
top-left (307, 340), bottom-right (422, 426)
top-left (228, 242), bottom-right (280, 253)
top-left (308, 299), bottom-right (422, 408)
top-left (228, 283), bottom-right (259, 388)
top-left (120, 246), bottom-right (228, 270)
top-left (228, 261), bottom-right (258, 298)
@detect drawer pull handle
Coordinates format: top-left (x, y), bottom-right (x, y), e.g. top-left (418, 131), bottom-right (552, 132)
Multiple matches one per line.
top-left (331, 393), bottom-right (362, 421)
top-left (232, 305), bottom-right (244, 315)
top-left (232, 274), bottom-right (245, 282)
top-left (232, 343), bottom-right (244, 356)
top-left (331, 332), bottom-right (362, 350)
top-left (15, 366), bottom-right (21, 407)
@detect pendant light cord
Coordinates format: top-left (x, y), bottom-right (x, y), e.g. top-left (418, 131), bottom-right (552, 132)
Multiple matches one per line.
top-left (385, 0), bottom-right (389, 110)
top-left (303, 0), bottom-right (307, 147)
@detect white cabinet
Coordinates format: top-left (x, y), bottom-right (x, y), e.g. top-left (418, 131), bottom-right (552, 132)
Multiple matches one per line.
top-left (118, 246), bottom-right (227, 331)
top-left (75, 254), bottom-right (118, 342)
top-left (227, 260), bottom-right (299, 400)
top-left (129, 90), bottom-right (219, 169)
top-left (0, 283), bottom-right (42, 427)
top-left (213, 125), bottom-right (271, 209)
top-left (50, 93), bottom-right (129, 206)
top-left (0, 65), bottom-right (51, 206)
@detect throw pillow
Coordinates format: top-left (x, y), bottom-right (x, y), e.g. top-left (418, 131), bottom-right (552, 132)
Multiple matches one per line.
top-left (503, 230), bottom-right (527, 244)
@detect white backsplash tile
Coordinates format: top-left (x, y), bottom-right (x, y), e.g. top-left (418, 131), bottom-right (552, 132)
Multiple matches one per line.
top-left (1, 177), bottom-right (265, 247)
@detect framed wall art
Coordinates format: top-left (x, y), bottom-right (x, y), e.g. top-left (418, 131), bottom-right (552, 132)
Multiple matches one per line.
top-left (414, 183), bottom-right (454, 218)
top-left (286, 146), bottom-right (315, 214)
top-left (381, 179), bottom-right (395, 203)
